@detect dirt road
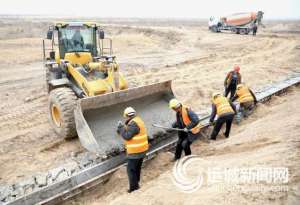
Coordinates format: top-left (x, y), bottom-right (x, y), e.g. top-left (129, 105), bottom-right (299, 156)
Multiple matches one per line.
top-left (0, 18), bottom-right (299, 185)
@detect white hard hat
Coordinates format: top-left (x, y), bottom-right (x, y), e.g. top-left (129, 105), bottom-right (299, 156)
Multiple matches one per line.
top-left (123, 107), bottom-right (136, 117)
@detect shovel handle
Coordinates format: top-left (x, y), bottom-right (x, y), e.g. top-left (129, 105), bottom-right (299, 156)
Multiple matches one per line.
top-left (152, 124), bottom-right (188, 132)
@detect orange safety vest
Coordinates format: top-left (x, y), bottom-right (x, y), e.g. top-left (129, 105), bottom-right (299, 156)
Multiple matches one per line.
top-left (226, 71), bottom-right (241, 86)
top-left (181, 106), bottom-right (202, 134)
top-left (124, 116), bottom-right (149, 154)
top-left (236, 85), bottom-right (254, 103)
top-left (213, 96), bottom-right (234, 116)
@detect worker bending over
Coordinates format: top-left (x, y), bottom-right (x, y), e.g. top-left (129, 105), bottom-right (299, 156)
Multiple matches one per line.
top-left (117, 107), bottom-right (149, 193)
top-left (224, 65), bottom-right (242, 100)
top-left (169, 99), bottom-right (202, 161)
top-left (232, 84), bottom-right (257, 122)
top-left (209, 93), bottom-right (236, 140)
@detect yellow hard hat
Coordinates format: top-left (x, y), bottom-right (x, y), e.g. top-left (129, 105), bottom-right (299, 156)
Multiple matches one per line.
top-left (237, 84), bottom-right (243, 90)
top-left (169, 99), bottom-right (181, 109)
top-left (123, 107), bottom-right (136, 117)
top-left (212, 92), bottom-right (221, 100)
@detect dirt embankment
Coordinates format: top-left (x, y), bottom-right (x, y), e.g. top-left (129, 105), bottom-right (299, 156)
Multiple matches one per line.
top-left (71, 87), bottom-right (300, 205)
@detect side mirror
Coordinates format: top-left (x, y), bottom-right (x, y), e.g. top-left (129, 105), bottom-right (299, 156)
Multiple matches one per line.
top-left (47, 30), bottom-right (53, 40)
top-left (98, 30), bottom-right (105, 39)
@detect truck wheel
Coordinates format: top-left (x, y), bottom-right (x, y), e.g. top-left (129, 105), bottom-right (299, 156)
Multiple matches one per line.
top-left (231, 28), bottom-right (238, 34)
top-left (49, 87), bottom-right (77, 139)
top-left (239, 28), bottom-right (247, 35)
top-left (212, 26), bottom-right (218, 32)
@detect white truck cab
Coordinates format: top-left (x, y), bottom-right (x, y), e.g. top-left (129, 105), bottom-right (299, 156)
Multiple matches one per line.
top-left (208, 17), bottom-right (219, 28)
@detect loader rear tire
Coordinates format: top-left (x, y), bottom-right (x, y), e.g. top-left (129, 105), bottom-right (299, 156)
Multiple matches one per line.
top-left (49, 87), bottom-right (77, 139)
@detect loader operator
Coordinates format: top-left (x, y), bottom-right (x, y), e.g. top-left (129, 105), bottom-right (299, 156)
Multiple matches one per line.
top-left (71, 28), bottom-right (84, 49)
top-left (209, 93), bottom-right (236, 140)
top-left (224, 66), bottom-right (242, 100)
top-left (232, 84), bottom-right (257, 121)
top-left (117, 107), bottom-right (149, 193)
top-left (169, 99), bottom-right (202, 161)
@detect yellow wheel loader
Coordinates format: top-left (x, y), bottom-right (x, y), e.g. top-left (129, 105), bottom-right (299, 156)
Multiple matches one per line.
top-left (43, 22), bottom-right (175, 155)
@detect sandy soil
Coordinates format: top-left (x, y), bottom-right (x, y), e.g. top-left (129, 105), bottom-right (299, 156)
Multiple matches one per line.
top-left (0, 17), bottom-right (299, 187)
top-left (70, 87), bottom-right (300, 205)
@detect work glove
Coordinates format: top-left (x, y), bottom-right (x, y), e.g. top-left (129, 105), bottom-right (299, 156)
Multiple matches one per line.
top-left (117, 126), bottom-right (123, 135)
top-left (117, 121), bottom-right (123, 128)
top-left (117, 121), bottom-right (123, 134)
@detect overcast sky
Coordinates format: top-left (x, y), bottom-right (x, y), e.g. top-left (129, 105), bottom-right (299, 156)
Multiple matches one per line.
top-left (0, 0), bottom-right (299, 19)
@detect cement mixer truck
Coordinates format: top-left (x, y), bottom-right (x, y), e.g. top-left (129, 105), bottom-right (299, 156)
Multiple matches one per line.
top-left (209, 11), bottom-right (264, 34)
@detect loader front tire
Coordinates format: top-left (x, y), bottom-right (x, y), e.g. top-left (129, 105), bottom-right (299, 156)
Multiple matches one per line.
top-left (49, 87), bottom-right (77, 139)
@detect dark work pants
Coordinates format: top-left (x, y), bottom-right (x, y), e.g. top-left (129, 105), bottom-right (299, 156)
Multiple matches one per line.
top-left (210, 114), bottom-right (234, 140)
top-left (127, 157), bottom-right (144, 192)
top-left (253, 27), bottom-right (257, 36)
top-left (225, 83), bottom-right (237, 100)
top-left (175, 132), bottom-right (192, 159)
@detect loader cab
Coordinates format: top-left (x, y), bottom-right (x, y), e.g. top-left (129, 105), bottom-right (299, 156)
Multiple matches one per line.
top-left (57, 23), bottom-right (98, 59)
top-left (43, 22), bottom-right (112, 63)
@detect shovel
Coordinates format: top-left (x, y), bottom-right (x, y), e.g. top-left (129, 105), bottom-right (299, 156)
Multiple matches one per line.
top-left (152, 123), bottom-right (210, 143)
top-left (152, 123), bottom-right (188, 132)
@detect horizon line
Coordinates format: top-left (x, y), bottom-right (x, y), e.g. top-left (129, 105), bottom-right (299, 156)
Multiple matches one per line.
top-left (0, 14), bottom-right (299, 21)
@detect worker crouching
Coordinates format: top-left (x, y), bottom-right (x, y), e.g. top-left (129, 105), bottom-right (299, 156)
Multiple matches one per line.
top-left (169, 99), bottom-right (202, 161)
top-left (209, 93), bottom-right (236, 140)
top-left (117, 107), bottom-right (149, 193)
top-left (232, 84), bottom-right (257, 123)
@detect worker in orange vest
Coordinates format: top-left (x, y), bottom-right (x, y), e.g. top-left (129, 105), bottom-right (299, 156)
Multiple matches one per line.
top-left (224, 65), bottom-right (242, 100)
top-left (169, 99), bottom-right (203, 161)
top-left (232, 84), bottom-right (257, 121)
top-left (117, 107), bottom-right (149, 193)
top-left (209, 93), bottom-right (236, 140)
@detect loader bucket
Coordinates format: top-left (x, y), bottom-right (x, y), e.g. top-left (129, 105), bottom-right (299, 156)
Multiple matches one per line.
top-left (74, 80), bottom-right (175, 154)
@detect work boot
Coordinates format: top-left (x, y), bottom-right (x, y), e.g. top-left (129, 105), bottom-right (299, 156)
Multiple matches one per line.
top-left (127, 186), bottom-right (139, 193)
